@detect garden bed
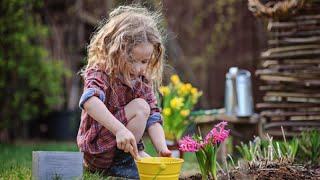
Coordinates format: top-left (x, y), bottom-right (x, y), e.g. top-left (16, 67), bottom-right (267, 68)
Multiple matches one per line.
top-left (180, 163), bottom-right (320, 180)
top-left (179, 128), bottom-right (320, 180)
top-left (220, 163), bottom-right (320, 180)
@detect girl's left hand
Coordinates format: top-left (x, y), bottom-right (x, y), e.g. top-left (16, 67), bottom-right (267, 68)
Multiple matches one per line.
top-left (158, 148), bottom-right (172, 157)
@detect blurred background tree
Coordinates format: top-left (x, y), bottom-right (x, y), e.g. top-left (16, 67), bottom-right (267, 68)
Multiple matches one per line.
top-left (0, 0), bottom-right (68, 142)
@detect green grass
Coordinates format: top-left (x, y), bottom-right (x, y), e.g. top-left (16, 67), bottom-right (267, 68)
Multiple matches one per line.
top-left (0, 138), bottom-right (198, 179)
top-left (0, 142), bottom-right (78, 179)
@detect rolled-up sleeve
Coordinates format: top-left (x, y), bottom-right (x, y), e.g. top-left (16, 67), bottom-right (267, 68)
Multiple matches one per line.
top-left (79, 69), bottom-right (109, 110)
top-left (146, 112), bottom-right (162, 129)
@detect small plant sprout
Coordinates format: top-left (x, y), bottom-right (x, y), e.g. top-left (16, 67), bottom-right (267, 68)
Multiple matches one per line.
top-left (236, 126), bottom-right (300, 170)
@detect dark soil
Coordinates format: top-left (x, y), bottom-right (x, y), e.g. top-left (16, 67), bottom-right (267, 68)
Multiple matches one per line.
top-left (179, 164), bottom-right (320, 180)
top-left (179, 173), bottom-right (202, 180)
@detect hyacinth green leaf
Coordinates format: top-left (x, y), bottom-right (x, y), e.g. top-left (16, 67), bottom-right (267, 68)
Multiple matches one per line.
top-left (195, 148), bottom-right (206, 179)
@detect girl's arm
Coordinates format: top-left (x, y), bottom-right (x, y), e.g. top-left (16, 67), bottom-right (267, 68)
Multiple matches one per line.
top-left (83, 96), bottom-right (138, 155)
top-left (148, 123), bottom-right (171, 157)
top-left (147, 123), bottom-right (166, 150)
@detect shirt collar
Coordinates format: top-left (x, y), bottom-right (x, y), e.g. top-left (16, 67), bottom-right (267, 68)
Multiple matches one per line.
top-left (116, 74), bottom-right (145, 90)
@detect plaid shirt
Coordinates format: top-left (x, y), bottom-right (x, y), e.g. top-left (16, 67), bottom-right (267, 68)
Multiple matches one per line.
top-left (77, 69), bottom-right (162, 170)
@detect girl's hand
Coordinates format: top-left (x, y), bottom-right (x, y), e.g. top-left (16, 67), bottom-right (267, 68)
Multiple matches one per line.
top-left (115, 128), bottom-right (138, 155)
top-left (158, 147), bottom-right (172, 157)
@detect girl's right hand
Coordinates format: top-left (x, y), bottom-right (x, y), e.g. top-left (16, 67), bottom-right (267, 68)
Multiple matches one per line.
top-left (115, 128), bottom-right (138, 155)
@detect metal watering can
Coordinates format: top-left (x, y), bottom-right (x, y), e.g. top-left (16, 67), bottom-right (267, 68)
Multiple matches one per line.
top-left (224, 67), bottom-right (254, 117)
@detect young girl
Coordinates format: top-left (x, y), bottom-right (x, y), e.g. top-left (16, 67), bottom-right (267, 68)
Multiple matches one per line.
top-left (77, 5), bottom-right (172, 179)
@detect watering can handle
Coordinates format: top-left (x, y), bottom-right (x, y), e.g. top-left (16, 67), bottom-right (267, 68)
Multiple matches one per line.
top-left (130, 147), bottom-right (141, 161)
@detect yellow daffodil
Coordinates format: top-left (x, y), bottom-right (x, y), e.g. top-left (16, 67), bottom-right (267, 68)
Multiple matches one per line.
top-left (163, 108), bottom-right (171, 116)
top-left (192, 91), bottom-right (202, 103)
top-left (161, 74), bottom-right (202, 141)
top-left (180, 109), bottom-right (190, 117)
top-left (170, 74), bottom-right (180, 85)
top-left (160, 86), bottom-right (170, 96)
top-left (186, 83), bottom-right (192, 91)
top-left (178, 83), bottom-right (189, 96)
top-left (191, 87), bottom-right (198, 96)
top-left (170, 97), bottom-right (184, 110)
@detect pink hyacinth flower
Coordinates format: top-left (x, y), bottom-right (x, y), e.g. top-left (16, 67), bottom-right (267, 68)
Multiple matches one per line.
top-left (179, 135), bottom-right (201, 152)
top-left (205, 121), bottom-right (230, 145)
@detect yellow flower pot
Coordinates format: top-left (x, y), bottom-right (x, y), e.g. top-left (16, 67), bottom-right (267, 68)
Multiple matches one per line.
top-left (136, 157), bottom-right (184, 180)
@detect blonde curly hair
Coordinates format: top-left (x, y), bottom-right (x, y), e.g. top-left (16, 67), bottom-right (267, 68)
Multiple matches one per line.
top-left (83, 5), bottom-right (165, 90)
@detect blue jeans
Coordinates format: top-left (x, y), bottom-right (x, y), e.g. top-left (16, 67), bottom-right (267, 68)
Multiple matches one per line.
top-left (108, 143), bottom-right (144, 179)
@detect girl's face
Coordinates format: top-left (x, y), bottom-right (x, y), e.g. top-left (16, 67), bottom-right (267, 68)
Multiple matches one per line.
top-left (129, 42), bottom-right (154, 79)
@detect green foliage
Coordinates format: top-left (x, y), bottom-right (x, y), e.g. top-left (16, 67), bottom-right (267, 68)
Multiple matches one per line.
top-left (296, 130), bottom-right (320, 165)
top-left (236, 130), bottom-right (320, 168)
top-left (236, 130), bottom-right (320, 167)
top-left (236, 141), bottom-right (255, 162)
top-left (261, 137), bottom-right (299, 161)
top-left (0, 0), bottom-right (68, 129)
top-left (236, 136), bottom-right (299, 164)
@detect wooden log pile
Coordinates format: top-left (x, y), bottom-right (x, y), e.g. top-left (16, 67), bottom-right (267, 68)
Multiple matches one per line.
top-left (249, 0), bottom-right (320, 137)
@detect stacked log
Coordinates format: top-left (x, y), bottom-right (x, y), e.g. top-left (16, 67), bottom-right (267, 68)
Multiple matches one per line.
top-left (249, 0), bottom-right (320, 137)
